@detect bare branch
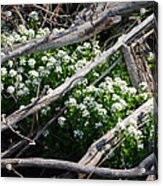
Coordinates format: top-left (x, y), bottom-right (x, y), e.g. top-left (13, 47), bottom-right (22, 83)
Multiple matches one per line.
top-left (1, 2), bottom-right (153, 63)
top-left (1, 153), bottom-right (156, 178)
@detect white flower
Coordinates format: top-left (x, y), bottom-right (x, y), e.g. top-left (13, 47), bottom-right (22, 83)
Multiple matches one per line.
top-left (78, 103), bottom-right (87, 111)
top-left (29, 11), bottom-right (39, 21)
top-left (4, 11), bottom-right (12, 17)
top-left (82, 109), bottom-right (90, 117)
top-left (65, 98), bottom-right (77, 107)
top-left (1, 83), bottom-right (4, 91)
top-left (29, 70), bottom-right (39, 77)
top-left (84, 121), bottom-right (89, 127)
top-left (46, 62), bottom-right (54, 69)
top-left (47, 88), bottom-right (53, 95)
top-left (98, 108), bottom-right (107, 116)
top-left (83, 42), bottom-right (91, 49)
top-left (95, 122), bottom-right (103, 128)
top-left (1, 52), bottom-right (5, 58)
top-left (1, 67), bottom-right (7, 76)
top-left (44, 27), bottom-right (50, 34)
top-left (128, 125), bottom-right (137, 135)
top-left (7, 86), bottom-right (15, 94)
top-left (129, 118), bottom-right (137, 126)
top-left (21, 36), bottom-right (27, 42)
top-left (119, 99), bottom-right (127, 107)
top-left (128, 87), bottom-right (137, 95)
top-left (111, 102), bottom-right (123, 112)
top-left (16, 74), bottom-right (23, 82)
top-left (112, 94), bottom-right (121, 101)
top-left (18, 86), bottom-right (29, 96)
top-left (28, 29), bottom-right (35, 38)
top-left (86, 85), bottom-right (96, 93)
top-left (93, 72), bottom-right (100, 77)
top-left (18, 25), bottom-right (28, 35)
top-left (73, 129), bottom-right (84, 139)
top-left (58, 50), bottom-right (68, 58)
top-left (19, 57), bottom-right (26, 66)
top-left (41, 108), bottom-right (48, 115)
top-left (19, 105), bottom-right (25, 110)
top-left (18, 67), bottom-right (24, 73)
top-left (28, 58), bottom-right (36, 68)
top-left (9, 69), bottom-right (17, 77)
top-left (43, 130), bottom-right (49, 137)
top-left (49, 56), bottom-right (56, 64)
top-left (116, 121), bottom-right (125, 130)
top-left (138, 143), bottom-right (144, 149)
top-left (58, 116), bottom-right (66, 127)
top-left (140, 8), bottom-right (146, 15)
top-left (55, 66), bottom-right (62, 74)
top-left (12, 32), bottom-right (21, 42)
top-left (41, 56), bottom-right (48, 61)
top-left (8, 60), bottom-right (13, 67)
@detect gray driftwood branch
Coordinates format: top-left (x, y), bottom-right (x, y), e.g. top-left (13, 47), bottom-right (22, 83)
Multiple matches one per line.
top-left (1, 14), bottom-right (154, 131)
top-left (1, 2), bottom-right (153, 63)
top-left (1, 153), bottom-right (156, 178)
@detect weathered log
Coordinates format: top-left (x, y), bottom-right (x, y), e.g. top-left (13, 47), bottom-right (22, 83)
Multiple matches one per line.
top-left (1, 153), bottom-right (156, 178)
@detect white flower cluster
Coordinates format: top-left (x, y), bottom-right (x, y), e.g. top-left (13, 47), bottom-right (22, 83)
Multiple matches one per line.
top-left (1, 67), bottom-right (7, 76)
top-left (111, 98), bottom-right (127, 112)
top-left (65, 98), bottom-right (77, 107)
top-left (58, 116), bottom-right (66, 127)
top-left (41, 106), bottom-right (51, 116)
top-left (73, 129), bottom-right (84, 139)
top-left (29, 11), bottom-right (39, 21)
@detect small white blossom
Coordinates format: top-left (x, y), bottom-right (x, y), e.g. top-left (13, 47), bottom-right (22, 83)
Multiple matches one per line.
top-left (95, 122), bottom-right (103, 128)
top-left (1, 67), bottom-right (7, 76)
top-left (8, 60), bottom-right (13, 67)
top-left (9, 69), bottom-right (17, 77)
top-left (29, 70), bottom-right (39, 77)
top-left (140, 8), bottom-right (146, 15)
top-left (73, 129), bottom-right (84, 139)
top-left (111, 102), bottom-right (123, 112)
top-left (47, 88), bottom-right (53, 95)
top-left (82, 109), bottom-right (90, 117)
top-left (16, 74), bottom-right (23, 82)
top-left (55, 66), bottom-right (62, 74)
top-left (41, 56), bottom-right (48, 61)
top-left (19, 105), bottom-right (25, 110)
top-left (28, 58), bottom-right (36, 68)
top-left (28, 29), bottom-right (35, 38)
top-left (7, 86), bottom-right (15, 94)
top-left (116, 121), bottom-right (125, 130)
top-left (43, 130), bottom-right (49, 137)
top-left (18, 67), bottom-right (24, 73)
top-left (112, 94), bottom-right (121, 101)
top-left (65, 98), bottom-right (77, 107)
top-left (21, 35), bottom-right (27, 42)
top-left (128, 87), bottom-right (137, 95)
top-left (29, 11), bottom-right (39, 21)
top-left (58, 116), bottom-right (66, 127)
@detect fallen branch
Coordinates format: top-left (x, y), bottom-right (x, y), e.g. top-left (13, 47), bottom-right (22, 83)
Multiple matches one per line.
top-left (1, 153), bottom-right (156, 178)
top-left (1, 2), bottom-right (153, 63)
top-left (1, 14), bottom-right (154, 131)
